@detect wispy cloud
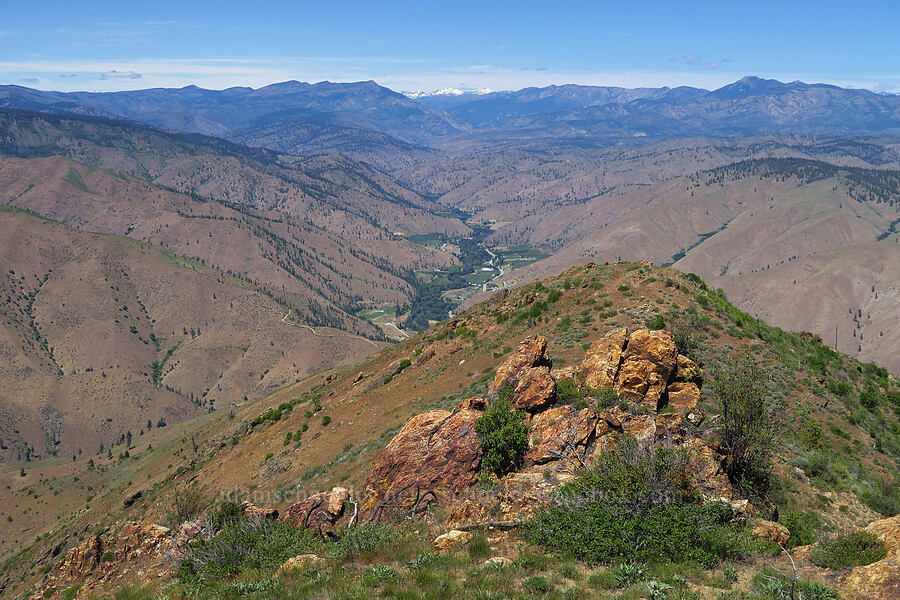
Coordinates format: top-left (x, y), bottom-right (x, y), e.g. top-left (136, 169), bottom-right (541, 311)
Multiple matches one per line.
top-left (100, 70), bottom-right (141, 80)
top-left (21, 77), bottom-right (39, 84)
top-left (0, 58), bottom-right (898, 94)
top-left (680, 54), bottom-right (702, 66)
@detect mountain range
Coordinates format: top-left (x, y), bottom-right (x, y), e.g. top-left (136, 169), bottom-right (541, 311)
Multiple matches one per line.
top-left (3, 77), bottom-right (900, 150)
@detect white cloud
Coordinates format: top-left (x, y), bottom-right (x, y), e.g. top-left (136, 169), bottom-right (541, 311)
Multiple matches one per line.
top-left (100, 70), bottom-right (142, 80)
top-left (680, 54), bottom-right (702, 66)
top-left (0, 58), bottom-right (898, 95)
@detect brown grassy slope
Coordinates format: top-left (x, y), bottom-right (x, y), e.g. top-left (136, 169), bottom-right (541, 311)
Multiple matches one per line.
top-left (2, 263), bottom-right (898, 598)
top-left (0, 208), bottom-right (383, 462)
top-left (486, 163), bottom-right (900, 372)
top-left (0, 156), bottom-right (458, 334)
top-left (0, 109), bottom-right (469, 240)
top-left (392, 136), bottom-right (900, 230)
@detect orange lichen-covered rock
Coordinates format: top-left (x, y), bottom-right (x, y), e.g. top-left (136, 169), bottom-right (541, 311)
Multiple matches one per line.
top-left (581, 327), bottom-right (628, 389)
top-left (615, 329), bottom-right (678, 410)
top-left (683, 438), bottom-right (735, 500)
top-left (751, 518), bottom-right (790, 545)
top-left (511, 366), bottom-right (556, 411)
top-left (361, 406), bottom-right (483, 520)
top-left (624, 414), bottom-right (657, 444)
top-left (526, 406), bottom-right (597, 464)
top-left (490, 335), bottom-right (555, 411)
top-left (666, 381), bottom-right (701, 414)
top-left (282, 487), bottom-right (354, 537)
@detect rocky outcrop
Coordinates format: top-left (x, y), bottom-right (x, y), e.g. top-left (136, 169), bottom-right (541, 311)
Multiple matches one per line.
top-left (243, 502), bottom-right (278, 521)
top-left (43, 523), bottom-right (174, 599)
top-left (581, 327), bottom-right (627, 389)
top-left (490, 335), bottom-right (555, 411)
top-left (281, 487), bottom-right (354, 538)
top-left (526, 406), bottom-right (597, 465)
top-left (49, 534), bottom-right (102, 584)
top-left (751, 518), bottom-right (790, 545)
top-left (344, 330), bottom-right (728, 532)
top-left (683, 437), bottom-right (736, 500)
top-left (361, 399), bottom-right (483, 520)
top-left (614, 329), bottom-right (678, 410)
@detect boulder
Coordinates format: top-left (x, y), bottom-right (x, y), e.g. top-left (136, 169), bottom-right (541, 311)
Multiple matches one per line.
top-left (751, 518), bottom-right (790, 545)
top-left (683, 438), bottom-right (735, 500)
top-left (490, 335), bottom-right (550, 393)
top-left (526, 406), bottom-right (597, 464)
top-left (624, 414), bottom-right (657, 444)
top-left (842, 560), bottom-right (900, 600)
top-left (433, 529), bottom-right (474, 551)
top-left (361, 406), bottom-right (482, 520)
top-left (275, 553), bottom-right (325, 575)
top-left (489, 335), bottom-right (555, 411)
top-left (282, 487), bottom-right (354, 537)
top-left (582, 327), bottom-right (628, 389)
top-left (511, 366), bottom-right (556, 411)
top-left (243, 502), bottom-right (279, 521)
top-left (615, 329), bottom-right (678, 410)
top-left (655, 412), bottom-right (684, 442)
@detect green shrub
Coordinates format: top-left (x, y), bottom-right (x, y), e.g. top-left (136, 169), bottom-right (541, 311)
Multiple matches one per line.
top-left (645, 315), bottom-right (666, 330)
top-left (527, 439), bottom-right (751, 566)
top-left (547, 289), bottom-right (562, 303)
top-left (164, 485), bottom-right (208, 527)
top-left (556, 378), bottom-right (595, 408)
top-left (710, 350), bottom-right (784, 495)
top-left (613, 561), bottom-right (646, 588)
top-left (209, 501), bottom-right (244, 530)
top-left (752, 567), bottom-right (839, 600)
top-left (796, 418), bottom-right (824, 450)
top-left (329, 522), bottom-right (396, 560)
top-left (522, 575), bottom-right (554, 594)
top-left (859, 479), bottom-right (900, 517)
top-left (177, 516), bottom-right (320, 582)
top-left (596, 386), bottom-right (619, 408)
top-left (782, 510), bottom-right (822, 548)
top-left (810, 530), bottom-right (887, 569)
top-left (860, 385), bottom-right (880, 410)
top-left (474, 396), bottom-right (529, 475)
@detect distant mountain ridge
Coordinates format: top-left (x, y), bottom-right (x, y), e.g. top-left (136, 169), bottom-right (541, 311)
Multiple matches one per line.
top-left (3, 77), bottom-right (900, 153)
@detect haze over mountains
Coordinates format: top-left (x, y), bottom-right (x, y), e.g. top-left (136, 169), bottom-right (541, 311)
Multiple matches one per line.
top-left (2, 75), bottom-right (900, 464)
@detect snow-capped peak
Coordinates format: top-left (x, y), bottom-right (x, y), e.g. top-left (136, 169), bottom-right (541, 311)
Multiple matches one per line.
top-left (475, 88), bottom-right (494, 95)
top-left (403, 88), bottom-right (465, 99)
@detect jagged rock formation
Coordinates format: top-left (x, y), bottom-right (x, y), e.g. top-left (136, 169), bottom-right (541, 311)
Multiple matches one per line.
top-left (356, 327), bottom-right (737, 528)
top-left (281, 486), bottom-right (355, 538)
top-left (42, 523), bottom-right (174, 599)
top-left (488, 335), bottom-right (556, 411)
top-left (360, 398), bottom-right (484, 520)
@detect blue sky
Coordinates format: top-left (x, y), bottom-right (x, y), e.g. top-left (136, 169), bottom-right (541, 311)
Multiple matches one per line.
top-left (2, 0), bottom-right (899, 93)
